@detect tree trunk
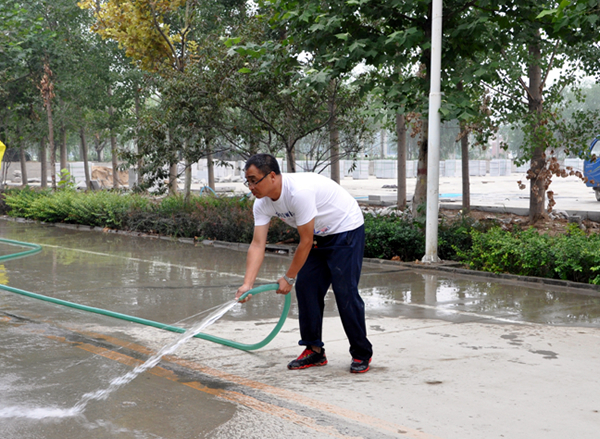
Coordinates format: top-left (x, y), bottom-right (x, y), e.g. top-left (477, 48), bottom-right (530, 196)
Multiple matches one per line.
top-left (207, 147), bottom-right (215, 190)
top-left (94, 135), bottom-right (104, 162)
top-left (80, 126), bottom-right (92, 190)
top-left (60, 124), bottom-right (67, 171)
top-left (413, 25), bottom-right (432, 218)
top-left (169, 163), bottom-right (178, 194)
top-left (108, 87), bottom-right (118, 189)
top-left (286, 143), bottom-right (296, 172)
top-left (40, 62), bottom-right (56, 189)
top-left (40, 137), bottom-right (47, 188)
top-left (0, 159), bottom-right (8, 187)
top-left (380, 129), bottom-right (386, 158)
top-left (457, 82), bottom-right (470, 212)
top-left (18, 127), bottom-right (27, 186)
top-left (412, 117), bottom-right (428, 217)
top-left (79, 132), bottom-right (83, 161)
top-left (134, 90), bottom-right (143, 188)
top-left (396, 113), bottom-right (407, 210)
top-left (45, 100), bottom-right (56, 190)
top-left (528, 38), bottom-right (545, 223)
top-left (50, 130), bottom-right (57, 189)
top-left (184, 156), bottom-right (192, 202)
top-left (110, 132), bottom-right (118, 188)
top-left (460, 131), bottom-right (470, 212)
top-left (328, 90), bottom-right (340, 183)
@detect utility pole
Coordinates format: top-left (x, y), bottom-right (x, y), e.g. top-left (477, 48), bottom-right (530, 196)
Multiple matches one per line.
top-left (422, 0), bottom-right (442, 263)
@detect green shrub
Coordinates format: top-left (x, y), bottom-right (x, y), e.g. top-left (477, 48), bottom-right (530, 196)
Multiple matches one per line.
top-left (438, 213), bottom-right (481, 261)
top-left (191, 196), bottom-right (254, 242)
top-left (28, 189), bottom-right (77, 223)
top-left (155, 194), bottom-right (197, 215)
top-left (67, 191), bottom-right (147, 228)
top-left (457, 224), bottom-right (600, 283)
top-left (457, 227), bottom-right (550, 277)
top-left (549, 225), bottom-right (600, 283)
top-left (3, 187), bottom-right (52, 218)
top-left (363, 213), bottom-right (425, 261)
top-left (124, 194), bottom-right (298, 243)
top-left (4, 189), bottom-right (148, 228)
top-left (363, 211), bottom-right (484, 262)
top-left (124, 210), bottom-right (201, 237)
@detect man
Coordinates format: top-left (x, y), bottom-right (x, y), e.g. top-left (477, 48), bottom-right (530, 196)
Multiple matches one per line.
top-left (236, 153), bottom-right (373, 373)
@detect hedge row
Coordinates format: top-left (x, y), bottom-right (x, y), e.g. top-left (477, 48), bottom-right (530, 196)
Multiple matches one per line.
top-left (0, 187), bottom-right (295, 244)
top-left (456, 225), bottom-right (600, 284)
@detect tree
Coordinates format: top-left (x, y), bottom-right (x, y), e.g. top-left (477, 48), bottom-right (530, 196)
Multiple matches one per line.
top-left (225, 10), bottom-right (378, 176)
top-left (225, 37), bottom-right (333, 171)
top-left (82, 0), bottom-right (252, 196)
top-left (0, 0), bottom-right (136, 191)
top-left (482, 0), bottom-right (600, 222)
top-left (80, 0), bottom-right (192, 193)
top-left (265, 0), bottom-right (500, 216)
top-left (0, 1), bottom-right (51, 186)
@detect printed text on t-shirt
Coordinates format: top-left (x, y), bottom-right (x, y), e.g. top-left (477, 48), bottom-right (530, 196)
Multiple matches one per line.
top-left (275, 210), bottom-right (294, 219)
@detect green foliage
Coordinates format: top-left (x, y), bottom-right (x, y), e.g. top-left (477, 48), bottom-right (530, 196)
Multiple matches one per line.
top-left (58, 169), bottom-right (76, 190)
top-left (438, 214), bottom-right (483, 261)
top-left (123, 194), bottom-right (298, 243)
top-left (28, 190), bottom-right (78, 223)
top-left (363, 213), bottom-right (425, 261)
top-left (3, 187), bottom-right (52, 218)
top-left (67, 191), bottom-right (148, 228)
top-left (154, 194), bottom-right (197, 216)
top-left (1, 188), bottom-right (297, 244)
top-left (4, 188), bottom-right (148, 228)
top-left (191, 196), bottom-right (255, 242)
top-left (457, 224), bottom-right (600, 284)
top-left (363, 211), bottom-right (486, 262)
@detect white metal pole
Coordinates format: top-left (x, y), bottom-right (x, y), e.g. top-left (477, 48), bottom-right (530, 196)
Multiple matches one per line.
top-left (422, 0), bottom-right (443, 263)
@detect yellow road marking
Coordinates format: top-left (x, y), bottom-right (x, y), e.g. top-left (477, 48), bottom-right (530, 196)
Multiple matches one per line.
top-left (71, 329), bottom-right (442, 439)
top-left (45, 334), bottom-right (361, 439)
top-left (2, 309), bottom-right (441, 438)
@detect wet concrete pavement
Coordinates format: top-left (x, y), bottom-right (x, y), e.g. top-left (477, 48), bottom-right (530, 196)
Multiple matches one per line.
top-left (1, 220), bottom-right (600, 438)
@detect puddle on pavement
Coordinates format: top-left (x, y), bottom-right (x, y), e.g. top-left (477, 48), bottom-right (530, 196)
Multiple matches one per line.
top-left (0, 318), bottom-right (236, 439)
top-left (358, 270), bottom-right (600, 326)
top-left (3, 220), bottom-right (599, 328)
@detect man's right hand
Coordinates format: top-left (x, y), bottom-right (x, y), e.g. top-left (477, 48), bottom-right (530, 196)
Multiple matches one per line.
top-left (236, 285), bottom-right (253, 303)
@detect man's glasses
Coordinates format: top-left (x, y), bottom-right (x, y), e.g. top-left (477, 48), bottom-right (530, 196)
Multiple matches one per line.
top-left (243, 172), bottom-right (270, 188)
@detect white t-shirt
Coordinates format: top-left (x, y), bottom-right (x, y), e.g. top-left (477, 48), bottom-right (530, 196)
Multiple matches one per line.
top-left (253, 173), bottom-right (364, 236)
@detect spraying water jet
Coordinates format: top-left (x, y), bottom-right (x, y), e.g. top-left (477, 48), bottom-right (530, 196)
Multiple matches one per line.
top-left (0, 237), bottom-right (289, 418)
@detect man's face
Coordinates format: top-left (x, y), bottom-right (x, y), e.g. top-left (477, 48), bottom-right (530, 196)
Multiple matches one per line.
top-left (244, 165), bottom-right (272, 198)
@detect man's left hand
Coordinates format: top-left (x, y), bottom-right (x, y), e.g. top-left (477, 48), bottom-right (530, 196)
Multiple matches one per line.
top-left (276, 277), bottom-right (293, 295)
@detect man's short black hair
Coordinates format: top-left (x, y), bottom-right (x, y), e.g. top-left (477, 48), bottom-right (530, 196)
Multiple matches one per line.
top-left (245, 153), bottom-right (281, 176)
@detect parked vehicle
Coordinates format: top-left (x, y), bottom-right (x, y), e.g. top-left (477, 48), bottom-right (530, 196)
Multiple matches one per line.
top-left (583, 136), bottom-right (600, 201)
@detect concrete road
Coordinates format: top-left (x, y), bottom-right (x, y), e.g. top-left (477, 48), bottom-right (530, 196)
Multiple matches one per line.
top-left (341, 174), bottom-right (599, 213)
top-left (0, 220), bottom-right (599, 439)
top-left (216, 173), bottom-right (600, 218)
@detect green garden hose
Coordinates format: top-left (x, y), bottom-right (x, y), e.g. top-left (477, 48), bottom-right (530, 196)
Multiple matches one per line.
top-left (0, 237), bottom-right (289, 351)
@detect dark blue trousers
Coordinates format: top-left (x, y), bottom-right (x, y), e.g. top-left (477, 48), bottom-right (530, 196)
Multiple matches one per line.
top-left (295, 225), bottom-right (373, 361)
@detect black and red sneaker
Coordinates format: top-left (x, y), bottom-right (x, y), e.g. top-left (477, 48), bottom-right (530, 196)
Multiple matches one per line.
top-left (287, 347), bottom-right (327, 370)
top-left (350, 357), bottom-right (371, 373)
